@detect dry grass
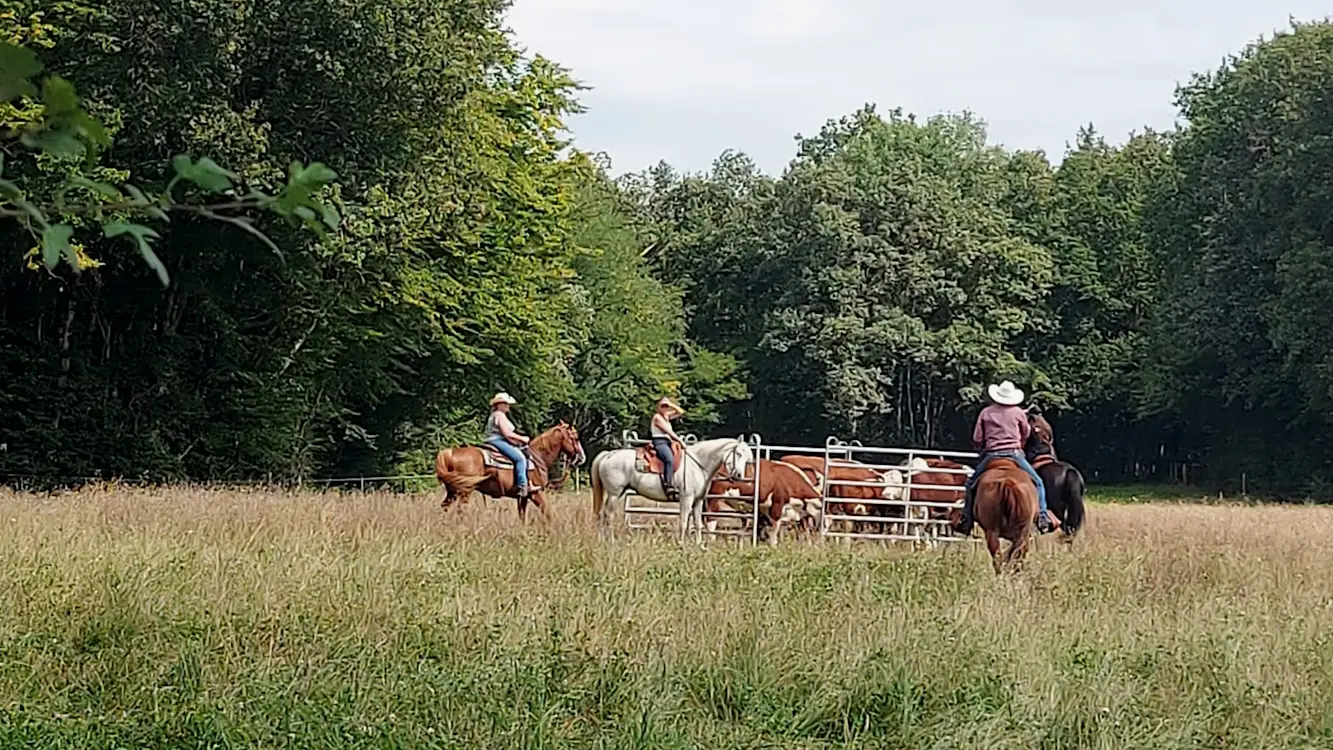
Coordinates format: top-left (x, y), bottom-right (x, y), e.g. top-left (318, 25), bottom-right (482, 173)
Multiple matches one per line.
top-left (1, 485), bottom-right (1332, 748)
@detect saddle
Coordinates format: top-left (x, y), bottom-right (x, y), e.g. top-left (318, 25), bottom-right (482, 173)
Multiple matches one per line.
top-left (478, 443), bottom-right (543, 491)
top-left (479, 443), bottom-right (518, 469)
top-left (636, 442), bottom-right (684, 475)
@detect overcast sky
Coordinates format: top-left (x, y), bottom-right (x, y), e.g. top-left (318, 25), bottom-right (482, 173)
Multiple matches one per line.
top-left (504, 1), bottom-right (1330, 176)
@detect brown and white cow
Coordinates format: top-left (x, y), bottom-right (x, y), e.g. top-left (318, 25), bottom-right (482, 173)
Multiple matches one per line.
top-left (707, 459), bottom-right (823, 544)
top-left (775, 454), bottom-right (910, 535)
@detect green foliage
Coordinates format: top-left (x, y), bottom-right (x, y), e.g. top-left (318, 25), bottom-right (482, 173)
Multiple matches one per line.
top-left (0, 0), bottom-right (727, 482)
top-left (633, 109), bottom-right (1056, 445)
top-left (1135, 19), bottom-right (1333, 490)
top-left (0, 36), bottom-right (339, 288)
top-left (557, 160), bottom-right (746, 448)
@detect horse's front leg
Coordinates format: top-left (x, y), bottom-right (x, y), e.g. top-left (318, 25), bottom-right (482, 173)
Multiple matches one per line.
top-left (677, 495), bottom-right (691, 547)
top-left (531, 490), bottom-right (551, 524)
top-left (693, 497), bottom-right (706, 548)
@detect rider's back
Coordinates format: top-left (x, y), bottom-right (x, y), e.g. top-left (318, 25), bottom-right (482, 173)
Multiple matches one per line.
top-left (974, 403), bottom-right (1029, 453)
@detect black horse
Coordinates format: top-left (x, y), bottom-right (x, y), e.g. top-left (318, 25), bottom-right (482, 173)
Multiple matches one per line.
top-left (1025, 406), bottom-right (1086, 539)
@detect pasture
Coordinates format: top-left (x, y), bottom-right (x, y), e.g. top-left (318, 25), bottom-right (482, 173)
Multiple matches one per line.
top-left (1, 486), bottom-right (1331, 748)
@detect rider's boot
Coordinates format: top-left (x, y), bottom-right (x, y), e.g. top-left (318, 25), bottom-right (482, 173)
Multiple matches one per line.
top-left (664, 474), bottom-right (679, 501)
top-left (953, 487), bottom-right (976, 535)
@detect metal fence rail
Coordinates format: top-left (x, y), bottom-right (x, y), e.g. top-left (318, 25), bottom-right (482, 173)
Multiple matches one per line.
top-left (818, 436), bottom-right (979, 545)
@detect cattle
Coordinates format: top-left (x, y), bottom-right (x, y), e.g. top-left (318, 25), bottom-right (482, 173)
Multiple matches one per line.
top-left (893, 457), bottom-right (973, 543)
top-left (707, 459), bottom-right (823, 545)
top-left (776, 454), bottom-right (908, 535)
top-left (698, 452), bottom-right (973, 543)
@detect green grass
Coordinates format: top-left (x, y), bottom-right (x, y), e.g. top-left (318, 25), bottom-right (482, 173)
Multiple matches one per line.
top-left (1, 485), bottom-right (1331, 748)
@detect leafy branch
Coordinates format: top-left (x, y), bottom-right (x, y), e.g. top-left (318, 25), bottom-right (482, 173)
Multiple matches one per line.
top-left (0, 40), bottom-right (340, 286)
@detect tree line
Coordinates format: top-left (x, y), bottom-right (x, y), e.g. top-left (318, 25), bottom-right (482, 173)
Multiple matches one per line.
top-left (1, 3), bottom-right (1330, 494)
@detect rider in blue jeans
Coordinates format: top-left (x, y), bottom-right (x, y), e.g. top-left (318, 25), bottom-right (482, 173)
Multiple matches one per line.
top-left (954, 380), bottom-right (1059, 535)
top-left (484, 392), bottom-right (532, 498)
top-left (649, 397), bottom-right (685, 500)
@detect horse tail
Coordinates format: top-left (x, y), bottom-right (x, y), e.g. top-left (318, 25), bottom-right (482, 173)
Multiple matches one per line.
top-left (435, 450), bottom-right (486, 498)
top-left (591, 452), bottom-right (606, 518)
top-left (999, 476), bottom-right (1033, 526)
top-left (1063, 466), bottom-right (1087, 535)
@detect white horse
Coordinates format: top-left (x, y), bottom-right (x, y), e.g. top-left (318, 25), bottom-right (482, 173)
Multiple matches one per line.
top-left (591, 436), bottom-right (753, 545)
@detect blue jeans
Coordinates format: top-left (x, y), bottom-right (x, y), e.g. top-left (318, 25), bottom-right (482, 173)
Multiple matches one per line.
top-left (485, 436), bottom-right (527, 490)
top-left (965, 450), bottom-right (1047, 519)
top-left (652, 437), bottom-right (675, 493)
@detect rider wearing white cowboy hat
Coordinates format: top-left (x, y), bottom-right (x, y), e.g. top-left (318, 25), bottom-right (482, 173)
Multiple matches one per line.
top-left (484, 391), bottom-right (533, 498)
top-left (650, 397), bottom-right (686, 500)
top-left (954, 380), bottom-right (1058, 535)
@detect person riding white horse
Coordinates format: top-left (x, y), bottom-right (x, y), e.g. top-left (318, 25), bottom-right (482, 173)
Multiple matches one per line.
top-left (650, 397), bottom-right (686, 501)
top-left (591, 435), bottom-right (753, 545)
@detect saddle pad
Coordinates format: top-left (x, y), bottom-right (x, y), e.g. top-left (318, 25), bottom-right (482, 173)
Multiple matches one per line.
top-left (478, 445), bottom-right (515, 469)
top-left (1031, 454), bottom-right (1056, 470)
top-left (636, 443), bottom-right (683, 475)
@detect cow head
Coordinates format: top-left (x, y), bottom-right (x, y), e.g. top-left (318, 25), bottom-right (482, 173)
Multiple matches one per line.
top-left (880, 468), bottom-right (907, 500)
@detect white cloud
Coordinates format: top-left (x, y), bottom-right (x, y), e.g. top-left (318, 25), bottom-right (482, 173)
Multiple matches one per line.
top-left (505, 0), bottom-right (1333, 175)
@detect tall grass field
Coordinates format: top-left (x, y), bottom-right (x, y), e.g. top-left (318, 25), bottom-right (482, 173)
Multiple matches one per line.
top-left (1, 485), bottom-right (1331, 748)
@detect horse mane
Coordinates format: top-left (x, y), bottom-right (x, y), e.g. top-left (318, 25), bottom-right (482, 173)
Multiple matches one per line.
top-left (530, 425), bottom-right (564, 455)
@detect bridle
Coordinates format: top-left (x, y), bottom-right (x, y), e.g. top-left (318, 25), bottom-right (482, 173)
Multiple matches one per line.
top-left (720, 440), bottom-right (747, 481)
top-left (561, 426), bottom-right (586, 466)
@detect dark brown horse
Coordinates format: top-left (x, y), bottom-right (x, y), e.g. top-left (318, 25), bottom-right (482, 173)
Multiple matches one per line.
top-left (434, 421), bottom-right (586, 523)
top-left (953, 457), bottom-right (1038, 574)
top-left (1024, 407), bottom-right (1086, 540)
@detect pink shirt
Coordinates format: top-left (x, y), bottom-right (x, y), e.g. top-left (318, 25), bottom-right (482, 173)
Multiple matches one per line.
top-left (972, 404), bottom-right (1031, 453)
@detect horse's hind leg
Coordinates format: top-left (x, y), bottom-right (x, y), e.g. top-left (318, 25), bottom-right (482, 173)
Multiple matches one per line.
top-left (985, 531), bottom-right (1003, 574)
top-left (998, 532), bottom-right (1032, 574)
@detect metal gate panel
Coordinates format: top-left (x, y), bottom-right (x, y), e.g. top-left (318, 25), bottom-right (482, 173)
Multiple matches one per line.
top-left (819, 436), bottom-right (979, 545)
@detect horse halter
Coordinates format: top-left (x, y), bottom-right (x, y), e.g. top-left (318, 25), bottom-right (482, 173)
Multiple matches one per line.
top-left (723, 441), bottom-right (748, 481)
top-left (567, 430), bottom-right (586, 465)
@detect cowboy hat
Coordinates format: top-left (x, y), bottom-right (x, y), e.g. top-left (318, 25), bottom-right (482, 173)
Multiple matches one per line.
top-left (656, 396), bottom-right (684, 415)
top-left (987, 381), bottom-right (1025, 406)
top-left (489, 392), bottom-right (517, 406)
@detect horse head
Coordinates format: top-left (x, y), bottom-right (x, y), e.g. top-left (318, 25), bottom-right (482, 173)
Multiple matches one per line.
top-left (720, 437), bottom-right (753, 481)
top-left (555, 420), bottom-right (587, 466)
top-left (1028, 411), bottom-right (1055, 453)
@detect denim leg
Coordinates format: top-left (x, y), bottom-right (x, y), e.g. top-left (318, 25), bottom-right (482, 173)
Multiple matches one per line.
top-left (487, 437), bottom-right (527, 489)
top-left (1009, 452), bottom-right (1047, 517)
top-left (653, 438), bottom-right (675, 492)
top-left (962, 454), bottom-right (994, 517)
top-left (965, 454), bottom-right (994, 494)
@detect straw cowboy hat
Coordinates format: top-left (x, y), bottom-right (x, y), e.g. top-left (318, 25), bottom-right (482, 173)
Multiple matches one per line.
top-left (489, 392), bottom-right (517, 406)
top-left (656, 396), bottom-right (685, 415)
top-left (987, 380), bottom-right (1025, 407)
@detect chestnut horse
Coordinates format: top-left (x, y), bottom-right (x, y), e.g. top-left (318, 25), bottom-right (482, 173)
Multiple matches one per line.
top-left (434, 421), bottom-right (586, 523)
top-left (954, 457), bottom-right (1038, 574)
top-left (1024, 407), bottom-right (1086, 540)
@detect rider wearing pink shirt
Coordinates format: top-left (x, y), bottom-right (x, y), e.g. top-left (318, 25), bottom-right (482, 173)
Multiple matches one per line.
top-left (955, 380), bottom-right (1058, 535)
